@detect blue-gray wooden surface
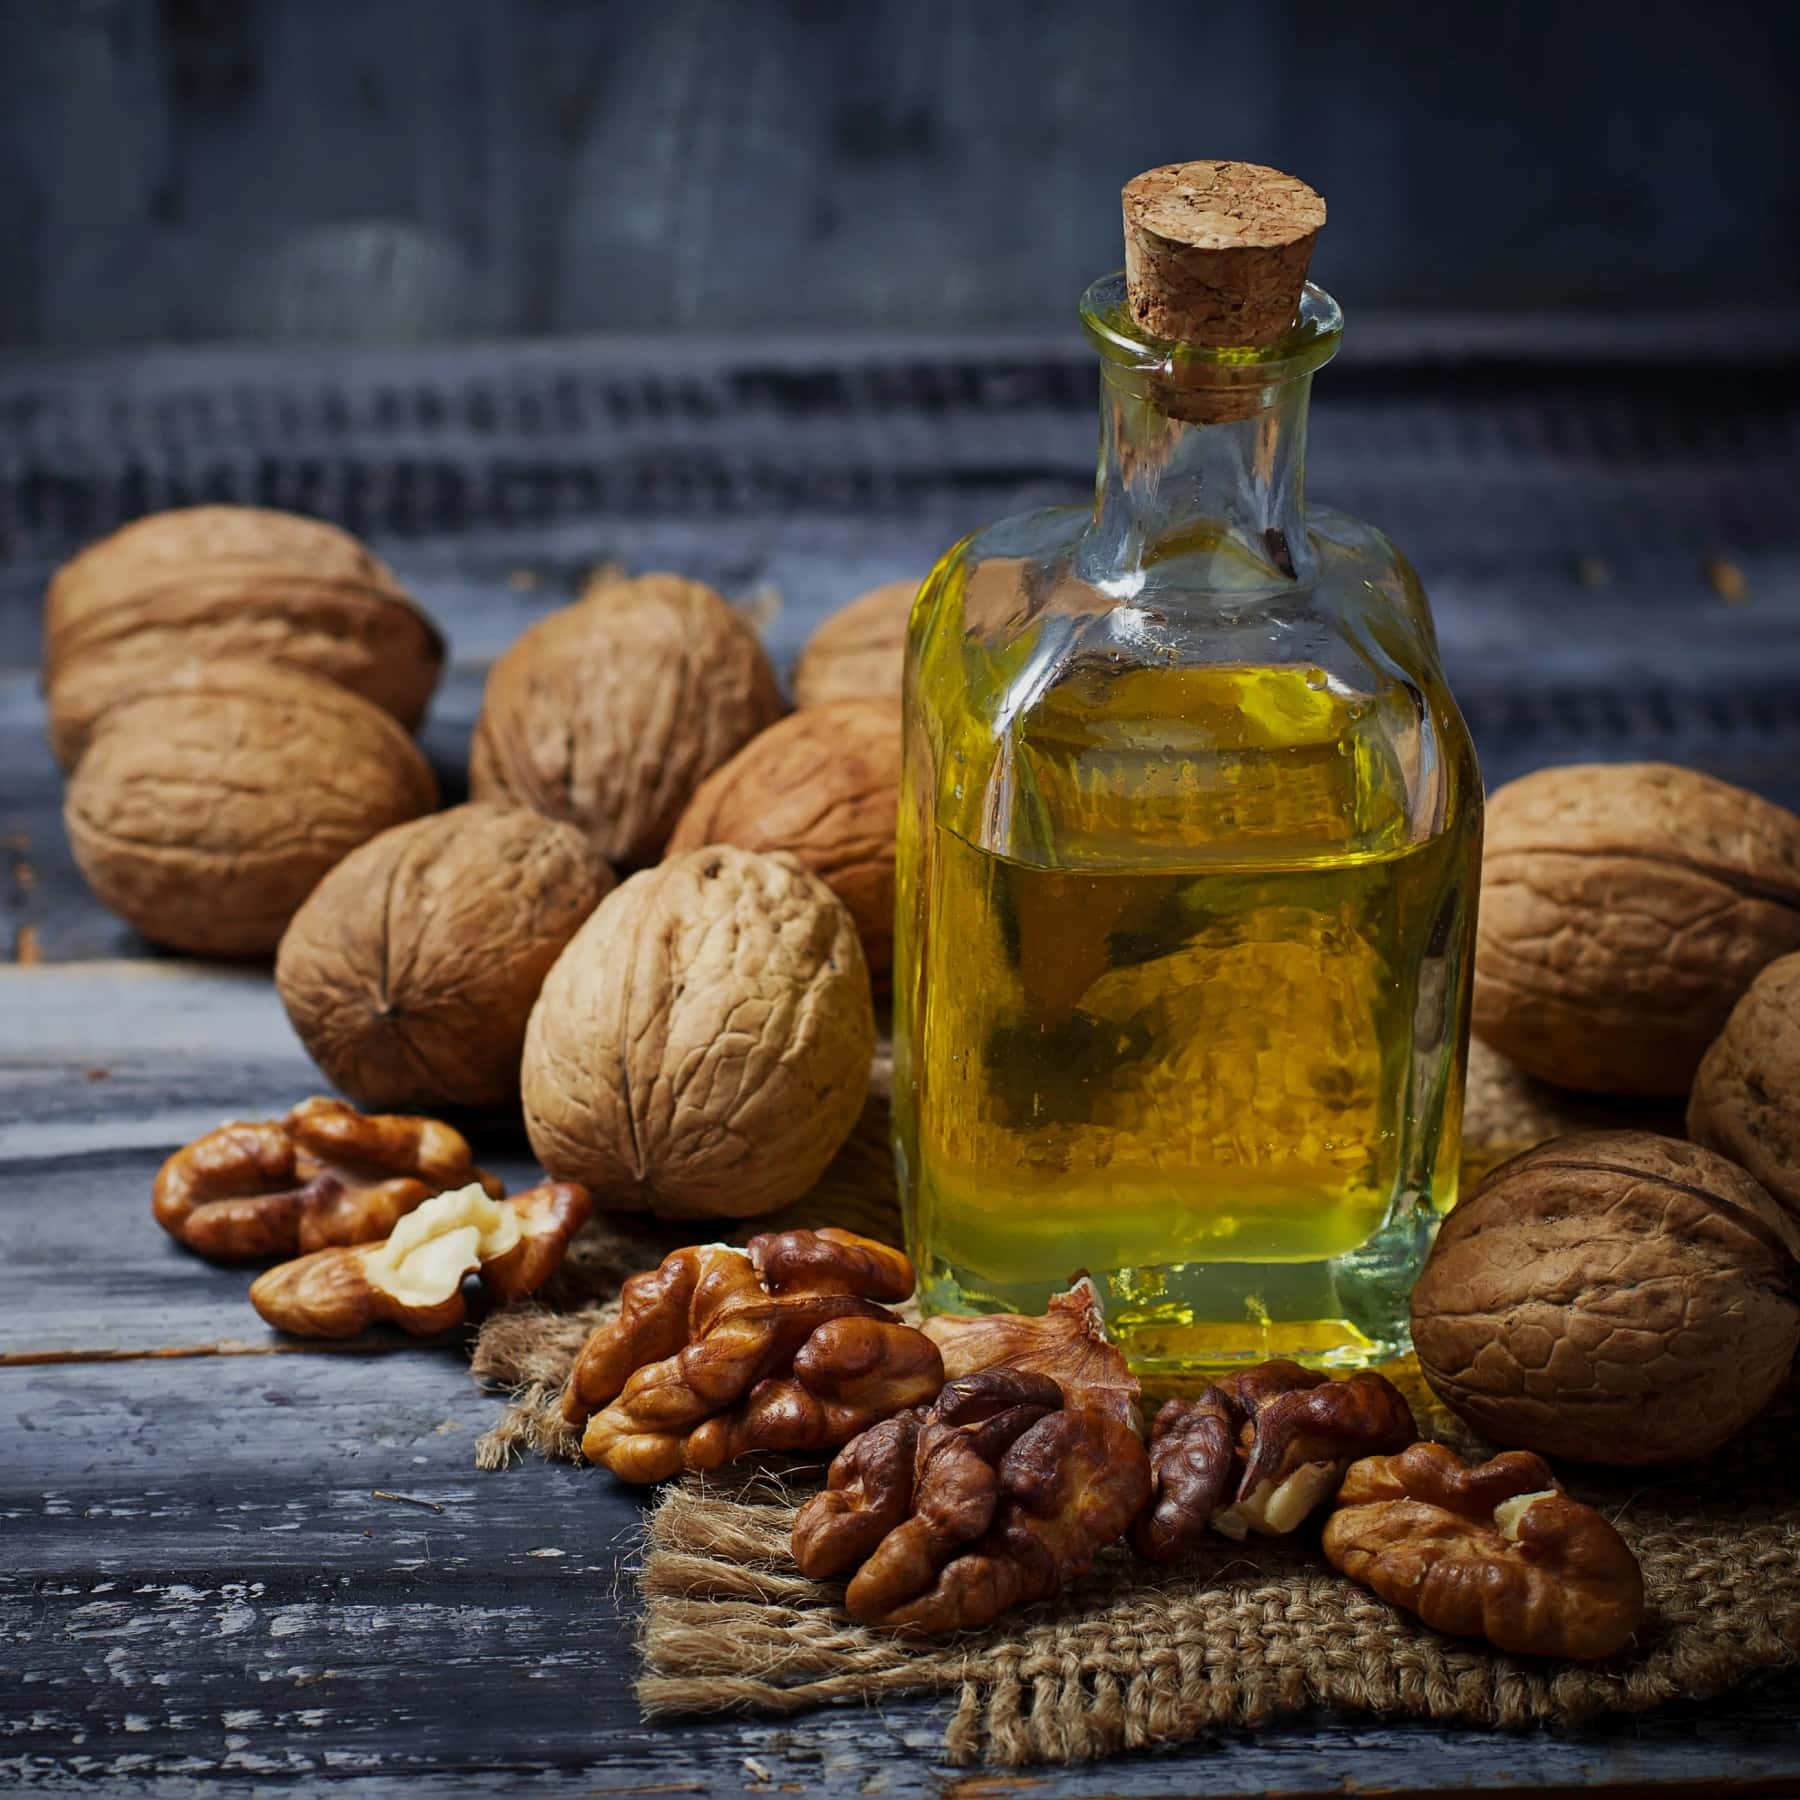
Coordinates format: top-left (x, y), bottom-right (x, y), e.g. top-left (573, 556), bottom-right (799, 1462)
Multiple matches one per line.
top-left (4, 0), bottom-right (1800, 348)
top-left (3, 321), bottom-right (1799, 1792)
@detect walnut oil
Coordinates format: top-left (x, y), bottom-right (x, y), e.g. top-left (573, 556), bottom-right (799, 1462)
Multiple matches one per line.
top-left (892, 163), bottom-right (1482, 1375)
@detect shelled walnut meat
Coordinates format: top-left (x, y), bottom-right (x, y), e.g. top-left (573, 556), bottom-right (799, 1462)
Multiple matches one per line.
top-left (1689, 951), bottom-right (1800, 1223)
top-left (667, 699), bottom-right (901, 980)
top-left (562, 1228), bottom-right (941, 1482)
top-left (64, 660), bottom-right (438, 957)
top-left (44, 505), bottom-right (443, 770)
top-left (471, 573), bottom-right (783, 868)
top-left (154, 1095), bottom-right (501, 1262)
top-left (275, 804), bottom-right (615, 1111)
top-left (1323, 1442), bottom-right (1645, 1661)
top-left (791, 579), bottom-right (918, 708)
top-left (522, 847), bottom-right (876, 1219)
top-left (1474, 763), bottom-right (1800, 1095)
top-left (791, 1367), bottom-right (1151, 1634)
top-left (1411, 1129), bottom-right (1800, 1464)
top-left (920, 1278), bottom-right (1142, 1429)
top-left (1135, 1361), bottom-right (1415, 1559)
top-left (250, 1180), bottom-right (590, 1338)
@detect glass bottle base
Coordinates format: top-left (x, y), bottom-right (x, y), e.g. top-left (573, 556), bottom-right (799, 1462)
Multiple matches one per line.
top-left (914, 1207), bottom-right (1433, 1387)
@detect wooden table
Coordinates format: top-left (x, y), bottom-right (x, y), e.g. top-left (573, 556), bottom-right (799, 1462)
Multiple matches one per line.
top-left (5, 325), bottom-right (1799, 1795)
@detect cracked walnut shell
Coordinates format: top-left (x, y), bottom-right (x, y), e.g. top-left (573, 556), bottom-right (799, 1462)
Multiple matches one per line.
top-left (1323, 1442), bottom-right (1645, 1661)
top-left (563, 1228), bottom-right (938, 1482)
top-left (1411, 1129), bottom-right (1800, 1465)
top-left (791, 1367), bottom-right (1151, 1634)
top-left (666, 699), bottom-right (901, 980)
top-left (64, 660), bottom-right (438, 957)
top-left (1473, 763), bottom-right (1800, 1096)
top-left (522, 847), bottom-right (876, 1219)
top-left (154, 1095), bottom-right (502, 1262)
top-left (1134, 1361), bottom-right (1415, 1559)
top-left (44, 505), bottom-right (443, 770)
top-left (276, 803), bottom-right (615, 1111)
top-left (250, 1179), bottom-right (590, 1338)
top-left (1689, 951), bottom-right (1800, 1225)
top-left (470, 574), bottom-right (783, 868)
top-left (791, 580), bottom-right (917, 708)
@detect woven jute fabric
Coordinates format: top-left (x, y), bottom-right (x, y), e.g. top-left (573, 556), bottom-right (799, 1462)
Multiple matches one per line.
top-left (471, 1045), bottom-right (1798, 1765)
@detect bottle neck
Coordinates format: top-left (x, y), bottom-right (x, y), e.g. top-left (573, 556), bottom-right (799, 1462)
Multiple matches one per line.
top-left (1087, 365), bottom-right (1314, 591)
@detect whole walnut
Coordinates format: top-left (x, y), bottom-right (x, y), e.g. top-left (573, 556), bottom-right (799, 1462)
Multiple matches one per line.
top-left (792, 580), bottom-right (916, 708)
top-left (1473, 763), bottom-right (1800, 1096)
top-left (44, 505), bottom-right (442, 769)
top-left (1411, 1129), bottom-right (1800, 1465)
top-left (666, 699), bottom-right (900, 979)
top-left (65, 661), bottom-right (438, 957)
top-left (275, 804), bottom-right (615, 1110)
top-left (521, 846), bottom-right (875, 1218)
top-left (1689, 951), bottom-right (1800, 1224)
top-left (471, 574), bottom-right (783, 867)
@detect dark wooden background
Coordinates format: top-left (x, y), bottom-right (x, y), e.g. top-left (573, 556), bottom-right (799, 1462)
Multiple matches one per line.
top-left (4, 0), bottom-right (1799, 349)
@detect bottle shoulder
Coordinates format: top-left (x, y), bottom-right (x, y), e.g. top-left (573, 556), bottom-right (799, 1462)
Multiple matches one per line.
top-left (909, 505), bottom-right (1478, 868)
top-left (925, 501), bottom-right (1452, 708)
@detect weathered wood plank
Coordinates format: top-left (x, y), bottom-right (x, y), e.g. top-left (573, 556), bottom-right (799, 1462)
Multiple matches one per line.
top-left (5, 332), bottom-right (1798, 691)
top-left (0, 962), bottom-right (546, 1358)
top-left (6, 1352), bottom-right (1800, 1794)
top-left (6, 972), bottom-right (1800, 1792)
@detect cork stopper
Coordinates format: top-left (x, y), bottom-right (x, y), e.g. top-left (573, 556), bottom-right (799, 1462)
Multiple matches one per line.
top-left (1122, 160), bottom-right (1326, 347)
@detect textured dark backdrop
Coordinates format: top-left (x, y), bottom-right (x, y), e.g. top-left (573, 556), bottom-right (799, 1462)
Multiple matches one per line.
top-left (3, 0), bottom-right (1798, 347)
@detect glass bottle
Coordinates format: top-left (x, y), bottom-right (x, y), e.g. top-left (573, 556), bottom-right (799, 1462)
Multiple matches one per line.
top-left (892, 162), bottom-right (1482, 1378)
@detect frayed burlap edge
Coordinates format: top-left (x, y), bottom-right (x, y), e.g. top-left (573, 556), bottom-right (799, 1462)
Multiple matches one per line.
top-left (468, 1044), bottom-right (1797, 1764)
top-left (632, 1427), bottom-right (1800, 1766)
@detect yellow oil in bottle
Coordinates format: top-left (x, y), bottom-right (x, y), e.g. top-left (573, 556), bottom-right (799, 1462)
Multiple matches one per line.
top-left (895, 653), bottom-right (1479, 1376)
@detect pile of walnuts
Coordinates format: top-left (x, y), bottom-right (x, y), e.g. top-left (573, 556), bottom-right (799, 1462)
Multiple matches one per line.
top-left (54, 509), bottom-right (1800, 1665)
top-left (49, 507), bottom-right (916, 1222)
top-left (558, 1230), bottom-right (1646, 1657)
top-left (1427, 760), bottom-right (1800, 1468)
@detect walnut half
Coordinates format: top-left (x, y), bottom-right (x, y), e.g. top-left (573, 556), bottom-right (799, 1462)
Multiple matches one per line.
top-left (249, 1180), bottom-right (590, 1338)
top-left (562, 1228), bottom-right (942, 1482)
top-left (792, 1368), bottom-right (1152, 1635)
top-left (1135, 1360), bottom-right (1416, 1559)
top-left (153, 1097), bottom-right (502, 1263)
top-left (1322, 1441), bottom-right (1646, 1661)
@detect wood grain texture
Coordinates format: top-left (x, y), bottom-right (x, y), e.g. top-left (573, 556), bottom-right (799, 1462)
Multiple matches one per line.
top-left (5, 969), bottom-right (1800, 1791)
top-left (2, 0), bottom-right (1799, 347)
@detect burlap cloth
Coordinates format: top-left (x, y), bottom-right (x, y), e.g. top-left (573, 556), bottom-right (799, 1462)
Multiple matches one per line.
top-left (471, 1045), bottom-right (1800, 1765)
